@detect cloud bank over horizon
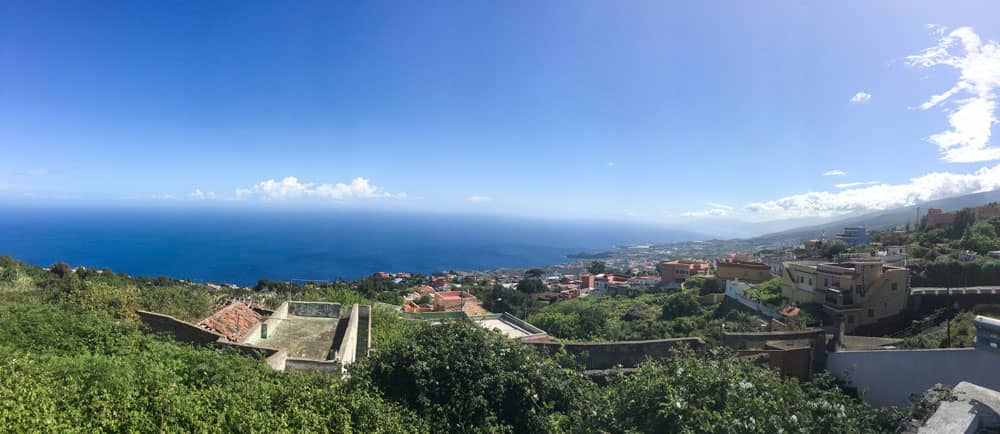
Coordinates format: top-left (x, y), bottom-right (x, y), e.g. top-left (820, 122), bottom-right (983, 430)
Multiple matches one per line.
top-left (234, 176), bottom-right (406, 201)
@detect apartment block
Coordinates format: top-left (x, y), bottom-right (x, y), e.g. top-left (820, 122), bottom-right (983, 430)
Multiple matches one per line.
top-left (781, 260), bottom-right (908, 332)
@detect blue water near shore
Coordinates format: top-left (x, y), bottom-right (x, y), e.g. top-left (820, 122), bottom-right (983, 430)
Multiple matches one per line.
top-left (0, 207), bottom-right (703, 286)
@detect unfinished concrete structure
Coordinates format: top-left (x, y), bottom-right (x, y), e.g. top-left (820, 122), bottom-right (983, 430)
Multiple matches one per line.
top-left (139, 300), bottom-right (371, 375)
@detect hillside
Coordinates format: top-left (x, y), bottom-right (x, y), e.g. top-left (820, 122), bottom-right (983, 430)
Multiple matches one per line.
top-left (751, 189), bottom-right (1000, 245)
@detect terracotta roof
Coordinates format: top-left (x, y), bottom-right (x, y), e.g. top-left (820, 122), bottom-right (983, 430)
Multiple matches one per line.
top-left (197, 302), bottom-right (261, 341)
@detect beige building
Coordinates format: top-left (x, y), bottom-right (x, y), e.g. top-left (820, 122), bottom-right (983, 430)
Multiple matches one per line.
top-left (715, 260), bottom-right (773, 284)
top-left (781, 260), bottom-right (908, 332)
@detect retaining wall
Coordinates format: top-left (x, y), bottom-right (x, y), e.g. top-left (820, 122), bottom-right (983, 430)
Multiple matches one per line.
top-left (528, 337), bottom-right (705, 370)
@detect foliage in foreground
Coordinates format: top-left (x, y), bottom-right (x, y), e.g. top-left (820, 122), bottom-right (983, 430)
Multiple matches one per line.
top-left (608, 350), bottom-right (883, 433)
top-left (351, 321), bottom-right (604, 433)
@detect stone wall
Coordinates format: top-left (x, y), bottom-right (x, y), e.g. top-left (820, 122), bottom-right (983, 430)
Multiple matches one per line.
top-left (827, 348), bottom-right (1000, 407)
top-left (137, 310), bottom-right (223, 344)
top-left (289, 301), bottom-right (341, 318)
top-left (528, 337), bottom-right (705, 370)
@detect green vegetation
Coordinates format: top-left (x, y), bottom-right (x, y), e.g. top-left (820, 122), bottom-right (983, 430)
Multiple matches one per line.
top-left (608, 349), bottom-right (882, 433)
top-left (743, 277), bottom-right (785, 306)
top-left (528, 287), bottom-right (763, 344)
top-left (0, 256), bottom-right (891, 432)
top-left (904, 305), bottom-right (1000, 349)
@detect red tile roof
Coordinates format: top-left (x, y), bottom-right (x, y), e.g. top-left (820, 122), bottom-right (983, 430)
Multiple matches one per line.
top-left (197, 302), bottom-right (261, 341)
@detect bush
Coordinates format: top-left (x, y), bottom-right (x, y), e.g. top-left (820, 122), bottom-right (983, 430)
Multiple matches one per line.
top-left (351, 321), bottom-right (601, 433)
top-left (606, 349), bottom-right (883, 433)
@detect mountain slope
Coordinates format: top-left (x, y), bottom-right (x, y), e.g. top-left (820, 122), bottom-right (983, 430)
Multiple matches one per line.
top-left (751, 189), bottom-right (1000, 245)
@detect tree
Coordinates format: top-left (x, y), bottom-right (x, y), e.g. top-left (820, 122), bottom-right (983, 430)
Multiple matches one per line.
top-left (587, 260), bottom-right (607, 275)
top-left (661, 292), bottom-right (701, 319)
top-left (515, 278), bottom-right (546, 293)
top-left (49, 262), bottom-right (72, 279)
top-left (820, 240), bottom-right (848, 259)
top-left (524, 268), bottom-right (544, 279)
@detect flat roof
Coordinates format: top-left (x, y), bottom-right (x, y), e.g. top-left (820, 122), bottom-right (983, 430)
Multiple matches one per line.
top-left (475, 318), bottom-right (535, 339)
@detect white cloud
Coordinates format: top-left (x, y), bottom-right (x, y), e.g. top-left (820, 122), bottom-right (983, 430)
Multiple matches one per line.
top-left (833, 181), bottom-right (880, 189)
top-left (150, 194), bottom-right (177, 200)
top-left (907, 26), bottom-right (1000, 162)
top-left (850, 91), bottom-right (872, 104)
top-left (681, 207), bottom-right (731, 218)
top-left (704, 202), bottom-right (734, 210)
top-left (607, 161), bottom-right (616, 168)
top-left (234, 176), bottom-right (405, 201)
top-left (466, 195), bottom-right (492, 203)
top-left (190, 188), bottom-right (216, 200)
top-left (745, 164), bottom-right (1000, 219)
top-left (823, 170), bottom-right (847, 176)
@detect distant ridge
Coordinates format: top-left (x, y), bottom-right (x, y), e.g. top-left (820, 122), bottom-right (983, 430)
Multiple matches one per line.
top-left (750, 189), bottom-right (1000, 245)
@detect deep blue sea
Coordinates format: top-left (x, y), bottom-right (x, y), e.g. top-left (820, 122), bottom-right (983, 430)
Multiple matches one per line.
top-left (0, 207), bottom-right (703, 286)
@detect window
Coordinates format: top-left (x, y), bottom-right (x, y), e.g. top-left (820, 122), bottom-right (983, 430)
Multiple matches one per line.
top-left (808, 278), bottom-right (813, 285)
top-left (868, 309), bottom-right (874, 318)
top-left (847, 315), bottom-right (855, 324)
top-left (892, 282), bottom-right (898, 290)
top-left (824, 278), bottom-right (828, 287)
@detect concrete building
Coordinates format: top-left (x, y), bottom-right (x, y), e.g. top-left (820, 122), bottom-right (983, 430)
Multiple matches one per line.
top-left (781, 260), bottom-right (908, 332)
top-left (835, 226), bottom-right (869, 247)
top-left (657, 259), bottom-right (709, 283)
top-left (715, 260), bottom-right (773, 284)
top-left (580, 273), bottom-right (595, 290)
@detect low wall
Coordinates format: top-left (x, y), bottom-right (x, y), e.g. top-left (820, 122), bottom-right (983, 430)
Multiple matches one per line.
top-left (285, 358), bottom-right (342, 374)
top-left (827, 348), bottom-right (1000, 407)
top-left (528, 337), bottom-right (705, 370)
top-left (137, 310), bottom-right (223, 344)
top-left (214, 340), bottom-right (280, 359)
top-left (266, 349), bottom-right (288, 371)
top-left (289, 301), bottom-right (341, 318)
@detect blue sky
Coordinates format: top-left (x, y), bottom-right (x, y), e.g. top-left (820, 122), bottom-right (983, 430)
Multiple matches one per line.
top-left (2, 1), bottom-right (1000, 225)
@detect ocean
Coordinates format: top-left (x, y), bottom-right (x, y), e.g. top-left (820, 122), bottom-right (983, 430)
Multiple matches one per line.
top-left (0, 207), bottom-right (703, 286)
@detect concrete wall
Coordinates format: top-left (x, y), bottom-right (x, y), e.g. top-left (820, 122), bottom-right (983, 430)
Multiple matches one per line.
top-left (827, 348), bottom-right (1000, 407)
top-left (284, 358), bottom-right (342, 374)
top-left (356, 304), bottom-right (371, 359)
top-left (289, 301), bottom-right (341, 318)
top-left (335, 304), bottom-right (360, 373)
top-left (266, 349), bottom-right (288, 370)
top-left (528, 337), bottom-right (705, 370)
top-left (240, 301), bottom-right (289, 343)
top-left (137, 310), bottom-right (223, 344)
